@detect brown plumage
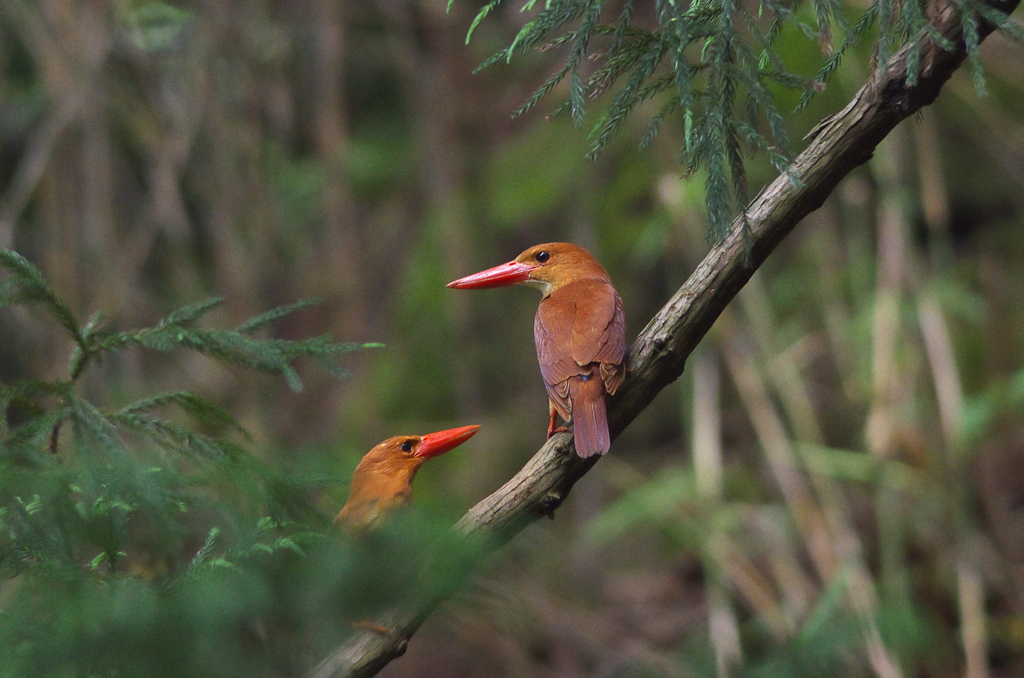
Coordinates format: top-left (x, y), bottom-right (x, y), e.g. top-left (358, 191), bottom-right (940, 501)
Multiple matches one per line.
top-left (448, 243), bottom-right (626, 457)
top-left (335, 425), bottom-right (480, 532)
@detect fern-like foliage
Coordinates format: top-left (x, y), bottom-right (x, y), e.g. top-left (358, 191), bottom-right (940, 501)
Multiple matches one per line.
top-left (0, 249), bottom-right (410, 676)
top-left (0, 247), bottom-right (378, 537)
top-left (459, 0), bottom-right (1021, 240)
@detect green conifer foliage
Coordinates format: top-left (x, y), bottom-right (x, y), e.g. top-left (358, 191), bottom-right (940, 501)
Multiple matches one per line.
top-left (0, 249), bottom-right (465, 678)
top-left (461, 0), bottom-right (1022, 239)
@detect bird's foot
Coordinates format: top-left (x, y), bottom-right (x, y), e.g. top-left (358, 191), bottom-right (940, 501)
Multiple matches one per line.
top-left (546, 425), bottom-right (568, 439)
top-left (350, 620), bottom-right (392, 636)
top-left (546, 409), bottom-right (568, 438)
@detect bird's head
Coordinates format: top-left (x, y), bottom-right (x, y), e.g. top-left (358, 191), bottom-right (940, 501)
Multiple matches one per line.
top-left (447, 243), bottom-right (610, 297)
top-left (354, 424), bottom-right (480, 480)
top-left (337, 425), bottom-right (480, 531)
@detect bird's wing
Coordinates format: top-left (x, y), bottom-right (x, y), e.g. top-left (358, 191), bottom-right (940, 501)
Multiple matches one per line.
top-left (568, 280), bottom-right (626, 394)
top-left (535, 279), bottom-right (628, 414)
top-left (535, 294), bottom-right (586, 420)
top-left (597, 287), bottom-right (626, 394)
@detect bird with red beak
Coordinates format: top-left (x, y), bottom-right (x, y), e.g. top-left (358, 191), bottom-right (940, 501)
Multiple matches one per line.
top-left (448, 243), bottom-right (626, 458)
top-left (335, 425), bottom-right (480, 532)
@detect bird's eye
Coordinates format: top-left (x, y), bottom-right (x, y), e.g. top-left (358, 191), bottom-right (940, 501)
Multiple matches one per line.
top-left (400, 441), bottom-right (413, 452)
top-left (535, 251), bottom-right (550, 263)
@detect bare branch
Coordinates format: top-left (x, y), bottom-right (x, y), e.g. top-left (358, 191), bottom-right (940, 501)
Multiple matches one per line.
top-left (310, 0), bottom-right (1020, 675)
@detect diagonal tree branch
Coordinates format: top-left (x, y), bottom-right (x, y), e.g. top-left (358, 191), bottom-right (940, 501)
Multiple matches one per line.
top-left (311, 1), bottom-right (1020, 676)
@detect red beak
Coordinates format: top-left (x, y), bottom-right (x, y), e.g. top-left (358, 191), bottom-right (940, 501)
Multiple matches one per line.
top-left (447, 260), bottom-right (536, 289)
top-left (415, 425), bottom-right (480, 460)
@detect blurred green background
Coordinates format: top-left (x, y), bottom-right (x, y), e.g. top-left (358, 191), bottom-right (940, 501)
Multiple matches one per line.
top-left (2, 0), bottom-right (1024, 676)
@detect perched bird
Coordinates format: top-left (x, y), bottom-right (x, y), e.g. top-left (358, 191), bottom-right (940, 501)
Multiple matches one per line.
top-left (335, 425), bottom-right (480, 531)
top-left (448, 243), bottom-right (625, 458)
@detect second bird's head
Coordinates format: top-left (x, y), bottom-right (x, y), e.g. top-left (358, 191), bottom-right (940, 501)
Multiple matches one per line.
top-left (447, 242), bottom-right (610, 297)
top-left (354, 425), bottom-right (481, 481)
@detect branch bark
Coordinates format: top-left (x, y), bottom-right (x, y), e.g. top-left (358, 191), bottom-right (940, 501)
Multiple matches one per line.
top-left (310, 2), bottom-right (1019, 676)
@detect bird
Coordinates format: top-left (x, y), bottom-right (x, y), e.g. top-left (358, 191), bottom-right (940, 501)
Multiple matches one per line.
top-left (448, 243), bottom-right (625, 458)
top-left (335, 425), bottom-right (480, 532)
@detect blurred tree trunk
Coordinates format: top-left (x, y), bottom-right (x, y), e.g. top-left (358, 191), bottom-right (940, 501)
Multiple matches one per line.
top-left (311, 0), bottom-right (367, 340)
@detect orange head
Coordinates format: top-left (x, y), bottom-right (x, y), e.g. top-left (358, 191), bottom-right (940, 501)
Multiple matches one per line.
top-left (447, 243), bottom-right (611, 298)
top-left (335, 425), bottom-right (480, 532)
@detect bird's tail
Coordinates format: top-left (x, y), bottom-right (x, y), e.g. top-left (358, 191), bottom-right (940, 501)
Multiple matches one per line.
top-left (568, 375), bottom-right (611, 458)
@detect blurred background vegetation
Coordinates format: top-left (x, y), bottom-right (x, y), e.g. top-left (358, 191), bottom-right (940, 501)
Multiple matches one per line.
top-left (1, 0), bottom-right (1024, 676)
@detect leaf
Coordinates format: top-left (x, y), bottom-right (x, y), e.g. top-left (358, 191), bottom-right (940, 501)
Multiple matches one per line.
top-left (0, 250), bottom-right (81, 341)
top-left (186, 527), bottom-right (221, 574)
top-left (235, 297), bottom-right (323, 334)
top-left (465, 0), bottom-right (504, 43)
top-left (121, 392), bottom-right (249, 437)
top-left (161, 297), bottom-right (225, 326)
